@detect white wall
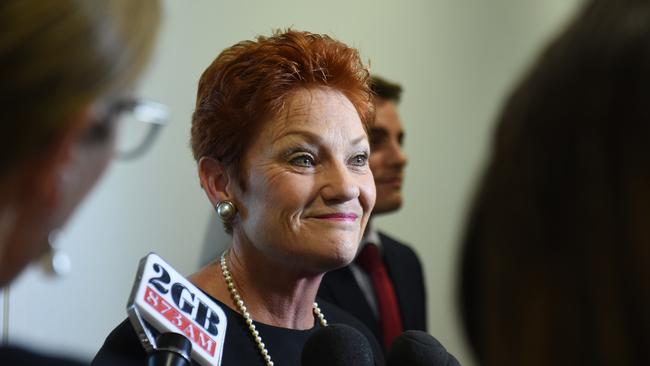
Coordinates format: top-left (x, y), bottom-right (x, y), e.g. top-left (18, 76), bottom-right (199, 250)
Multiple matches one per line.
top-left (3, 0), bottom-right (583, 364)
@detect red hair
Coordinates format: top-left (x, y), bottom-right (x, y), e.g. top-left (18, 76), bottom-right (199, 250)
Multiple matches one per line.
top-left (191, 29), bottom-right (373, 187)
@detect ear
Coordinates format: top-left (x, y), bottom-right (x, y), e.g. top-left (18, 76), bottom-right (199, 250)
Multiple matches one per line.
top-left (16, 107), bottom-right (91, 209)
top-left (198, 156), bottom-right (234, 207)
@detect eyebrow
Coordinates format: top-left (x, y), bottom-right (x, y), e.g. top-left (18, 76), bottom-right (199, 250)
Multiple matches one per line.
top-left (274, 130), bottom-right (368, 146)
top-left (369, 127), bottom-right (388, 142)
top-left (369, 127), bottom-right (405, 144)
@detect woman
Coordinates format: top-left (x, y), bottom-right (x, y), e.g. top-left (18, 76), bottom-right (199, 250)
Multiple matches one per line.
top-left (93, 30), bottom-right (385, 365)
top-left (460, 0), bottom-right (650, 365)
top-left (0, 1), bottom-right (161, 364)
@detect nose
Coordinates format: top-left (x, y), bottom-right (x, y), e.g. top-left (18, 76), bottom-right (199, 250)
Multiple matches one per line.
top-left (320, 161), bottom-right (361, 203)
top-left (388, 140), bottom-right (408, 169)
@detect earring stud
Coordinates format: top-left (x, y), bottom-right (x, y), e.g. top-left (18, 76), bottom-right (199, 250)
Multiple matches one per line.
top-left (216, 200), bottom-right (237, 222)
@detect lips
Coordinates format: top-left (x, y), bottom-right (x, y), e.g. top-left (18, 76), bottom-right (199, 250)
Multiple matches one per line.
top-left (311, 213), bottom-right (359, 221)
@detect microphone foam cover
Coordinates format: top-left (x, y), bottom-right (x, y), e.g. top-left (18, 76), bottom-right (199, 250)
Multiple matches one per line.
top-left (301, 324), bottom-right (374, 366)
top-left (387, 330), bottom-right (460, 366)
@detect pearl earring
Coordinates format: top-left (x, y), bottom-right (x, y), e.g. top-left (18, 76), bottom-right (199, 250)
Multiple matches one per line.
top-left (41, 229), bottom-right (71, 277)
top-left (216, 201), bottom-right (237, 222)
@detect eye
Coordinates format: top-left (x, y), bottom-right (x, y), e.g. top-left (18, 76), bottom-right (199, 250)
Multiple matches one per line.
top-left (348, 153), bottom-right (368, 167)
top-left (289, 154), bottom-right (315, 167)
top-left (80, 100), bottom-right (127, 145)
top-left (369, 128), bottom-right (388, 150)
top-left (81, 121), bottom-right (114, 145)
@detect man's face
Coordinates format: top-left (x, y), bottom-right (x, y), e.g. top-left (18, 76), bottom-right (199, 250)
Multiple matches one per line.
top-left (368, 99), bottom-right (408, 215)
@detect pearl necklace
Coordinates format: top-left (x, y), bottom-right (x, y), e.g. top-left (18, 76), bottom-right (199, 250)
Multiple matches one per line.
top-left (220, 250), bottom-right (327, 366)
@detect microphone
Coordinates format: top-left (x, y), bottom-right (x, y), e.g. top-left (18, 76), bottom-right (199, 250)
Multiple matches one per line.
top-left (126, 253), bottom-right (228, 366)
top-left (146, 332), bottom-right (192, 366)
top-left (387, 330), bottom-right (461, 366)
top-left (301, 324), bottom-right (374, 366)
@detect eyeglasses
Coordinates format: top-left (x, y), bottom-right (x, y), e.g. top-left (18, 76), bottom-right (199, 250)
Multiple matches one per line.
top-left (112, 98), bottom-right (169, 161)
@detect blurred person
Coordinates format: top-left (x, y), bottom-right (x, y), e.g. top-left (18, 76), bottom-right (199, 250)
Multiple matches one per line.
top-left (93, 30), bottom-right (385, 366)
top-left (460, 0), bottom-right (650, 365)
top-left (0, 0), bottom-right (162, 364)
top-left (318, 75), bottom-right (427, 351)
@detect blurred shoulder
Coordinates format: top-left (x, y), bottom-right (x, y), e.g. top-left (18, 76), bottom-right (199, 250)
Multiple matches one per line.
top-left (0, 345), bottom-right (86, 366)
top-left (92, 318), bottom-right (146, 366)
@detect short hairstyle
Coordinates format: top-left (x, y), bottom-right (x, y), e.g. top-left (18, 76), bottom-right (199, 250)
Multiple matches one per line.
top-left (0, 0), bottom-right (160, 176)
top-left (369, 75), bottom-right (402, 103)
top-left (191, 29), bottom-right (374, 188)
top-left (460, 0), bottom-right (650, 365)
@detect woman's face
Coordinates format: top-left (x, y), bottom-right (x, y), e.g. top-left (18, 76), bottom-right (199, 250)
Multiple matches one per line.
top-left (233, 87), bottom-right (375, 273)
top-left (0, 102), bottom-right (117, 285)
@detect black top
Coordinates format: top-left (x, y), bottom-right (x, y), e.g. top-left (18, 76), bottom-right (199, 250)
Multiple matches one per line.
top-left (0, 346), bottom-right (86, 366)
top-left (92, 296), bottom-right (384, 366)
top-left (318, 231), bottom-right (427, 351)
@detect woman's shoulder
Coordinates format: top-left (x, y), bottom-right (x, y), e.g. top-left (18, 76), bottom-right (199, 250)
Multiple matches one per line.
top-left (93, 299), bottom-right (384, 366)
top-left (91, 303), bottom-right (264, 366)
top-left (91, 318), bottom-right (146, 366)
top-left (317, 298), bottom-right (386, 366)
top-left (92, 293), bottom-right (236, 365)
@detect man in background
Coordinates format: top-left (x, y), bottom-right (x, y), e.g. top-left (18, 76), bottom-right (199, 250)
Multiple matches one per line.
top-left (318, 75), bottom-right (427, 351)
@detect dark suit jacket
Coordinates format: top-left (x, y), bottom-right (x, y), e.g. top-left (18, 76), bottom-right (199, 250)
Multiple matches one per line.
top-left (317, 231), bottom-right (427, 350)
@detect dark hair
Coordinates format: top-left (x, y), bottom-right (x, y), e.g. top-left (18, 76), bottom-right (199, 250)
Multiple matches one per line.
top-left (369, 75), bottom-right (402, 103)
top-left (191, 29), bottom-right (373, 189)
top-left (460, 0), bottom-right (650, 365)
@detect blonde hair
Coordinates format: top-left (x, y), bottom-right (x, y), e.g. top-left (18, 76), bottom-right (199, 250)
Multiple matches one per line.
top-left (0, 0), bottom-right (161, 175)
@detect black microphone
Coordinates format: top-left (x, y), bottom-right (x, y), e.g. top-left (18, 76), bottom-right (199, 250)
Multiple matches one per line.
top-left (301, 324), bottom-right (374, 366)
top-left (387, 330), bottom-right (461, 366)
top-left (146, 332), bottom-right (192, 366)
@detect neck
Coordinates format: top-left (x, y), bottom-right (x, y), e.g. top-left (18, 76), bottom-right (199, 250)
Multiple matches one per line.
top-left (191, 239), bottom-right (323, 330)
top-left (229, 245), bottom-right (322, 329)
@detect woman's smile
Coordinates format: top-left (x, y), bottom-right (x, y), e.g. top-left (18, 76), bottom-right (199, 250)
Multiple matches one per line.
top-left (308, 212), bottom-right (360, 222)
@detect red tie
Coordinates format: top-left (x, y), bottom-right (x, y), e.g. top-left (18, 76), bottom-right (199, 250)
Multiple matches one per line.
top-left (356, 243), bottom-right (403, 349)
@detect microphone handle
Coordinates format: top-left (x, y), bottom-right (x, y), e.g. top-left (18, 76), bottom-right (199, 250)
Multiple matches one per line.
top-left (147, 352), bottom-right (191, 366)
top-left (147, 332), bottom-right (192, 366)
